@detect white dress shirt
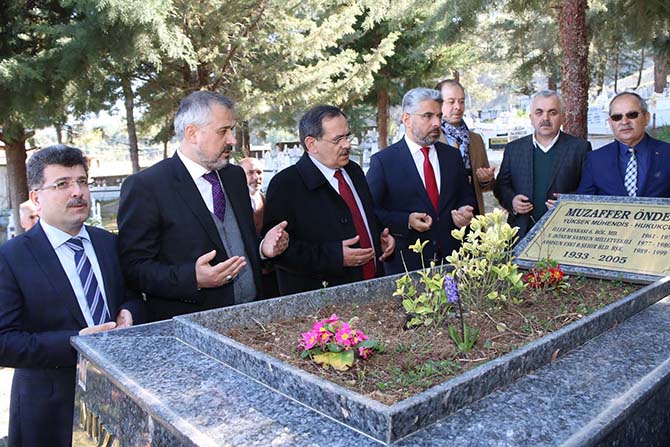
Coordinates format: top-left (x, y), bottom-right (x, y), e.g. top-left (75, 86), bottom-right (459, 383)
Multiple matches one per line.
top-left (177, 149), bottom-right (217, 213)
top-left (532, 131), bottom-right (561, 153)
top-left (404, 135), bottom-right (441, 191)
top-left (308, 155), bottom-right (375, 253)
top-left (40, 220), bottom-right (109, 327)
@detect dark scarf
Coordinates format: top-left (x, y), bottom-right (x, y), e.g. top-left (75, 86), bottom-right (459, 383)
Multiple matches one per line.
top-left (441, 120), bottom-right (471, 170)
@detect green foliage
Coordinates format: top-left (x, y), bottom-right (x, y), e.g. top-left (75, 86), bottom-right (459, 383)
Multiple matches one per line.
top-left (448, 322), bottom-right (479, 354)
top-left (394, 240), bottom-right (452, 328)
top-left (447, 209), bottom-right (525, 308)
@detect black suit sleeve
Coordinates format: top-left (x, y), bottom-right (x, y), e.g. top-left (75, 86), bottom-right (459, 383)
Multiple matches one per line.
top-left (493, 145), bottom-right (517, 212)
top-left (118, 173), bottom-right (199, 300)
top-left (0, 251), bottom-right (78, 368)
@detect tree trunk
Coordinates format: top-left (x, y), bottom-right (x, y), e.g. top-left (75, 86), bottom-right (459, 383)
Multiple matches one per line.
top-left (558, 0), bottom-right (589, 139)
top-left (121, 75), bottom-right (140, 173)
top-left (376, 88), bottom-right (389, 150)
top-left (613, 49), bottom-right (620, 93)
top-left (1, 124), bottom-right (29, 235)
top-left (55, 123), bottom-right (63, 144)
top-left (634, 46), bottom-right (645, 89)
top-left (235, 121), bottom-right (250, 156)
top-left (548, 75), bottom-right (557, 91)
top-left (653, 52), bottom-right (668, 94)
top-left (163, 139), bottom-right (169, 159)
top-left (452, 70), bottom-right (460, 82)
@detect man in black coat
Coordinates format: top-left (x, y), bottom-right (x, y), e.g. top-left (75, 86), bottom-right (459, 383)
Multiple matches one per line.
top-left (118, 91), bottom-right (288, 321)
top-left (494, 90), bottom-right (591, 240)
top-left (263, 105), bottom-right (395, 295)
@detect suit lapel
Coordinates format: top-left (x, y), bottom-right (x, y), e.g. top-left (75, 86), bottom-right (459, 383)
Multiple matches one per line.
top-left (547, 132), bottom-right (567, 189)
top-left (27, 223), bottom-right (87, 327)
top-left (520, 136), bottom-right (534, 195)
top-left (169, 155), bottom-right (226, 254)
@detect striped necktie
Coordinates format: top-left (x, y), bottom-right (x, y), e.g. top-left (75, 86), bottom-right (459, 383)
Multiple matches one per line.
top-left (624, 148), bottom-right (637, 197)
top-left (65, 237), bottom-right (110, 325)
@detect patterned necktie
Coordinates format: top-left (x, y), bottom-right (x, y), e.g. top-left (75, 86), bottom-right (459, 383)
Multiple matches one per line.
top-left (624, 148), bottom-right (637, 197)
top-left (65, 237), bottom-right (110, 325)
top-left (334, 170), bottom-right (376, 280)
top-left (420, 146), bottom-right (440, 212)
top-left (203, 171), bottom-right (226, 221)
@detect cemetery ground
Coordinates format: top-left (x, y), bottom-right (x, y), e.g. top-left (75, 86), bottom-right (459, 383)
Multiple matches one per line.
top-left (228, 276), bottom-right (640, 405)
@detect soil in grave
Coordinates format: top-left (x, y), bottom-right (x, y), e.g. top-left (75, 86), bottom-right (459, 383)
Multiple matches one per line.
top-left (226, 277), bottom-right (641, 406)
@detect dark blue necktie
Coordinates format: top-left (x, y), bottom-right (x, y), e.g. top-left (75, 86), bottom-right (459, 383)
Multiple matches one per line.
top-left (65, 237), bottom-right (110, 325)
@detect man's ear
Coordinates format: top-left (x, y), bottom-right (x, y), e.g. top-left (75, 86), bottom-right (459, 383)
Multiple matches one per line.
top-left (304, 136), bottom-right (318, 155)
top-left (29, 190), bottom-right (41, 213)
top-left (401, 112), bottom-right (410, 130)
top-left (184, 123), bottom-right (199, 144)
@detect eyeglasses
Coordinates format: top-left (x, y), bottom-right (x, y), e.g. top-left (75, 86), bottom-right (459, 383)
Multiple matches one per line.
top-left (610, 111), bottom-right (640, 122)
top-left (35, 178), bottom-right (93, 192)
top-left (411, 112), bottom-right (443, 121)
top-left (318, 134), bottom-right (354, 146)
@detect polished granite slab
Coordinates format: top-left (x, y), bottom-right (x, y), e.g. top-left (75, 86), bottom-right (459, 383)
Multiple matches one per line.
top-left (73, 278), bottom-right (670, 446)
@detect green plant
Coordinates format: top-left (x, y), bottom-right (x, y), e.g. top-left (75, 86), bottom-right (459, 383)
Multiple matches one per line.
top-left (447, 209), bottom-right (525, 307)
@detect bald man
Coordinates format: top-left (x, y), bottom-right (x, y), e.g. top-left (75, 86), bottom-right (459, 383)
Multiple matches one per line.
top-left (19, 200), bottom-right (39, 231)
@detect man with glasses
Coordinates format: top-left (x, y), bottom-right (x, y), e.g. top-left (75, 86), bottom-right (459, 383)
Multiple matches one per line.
top-left (0, 145), bottom-right (144, 447)
top-left (262, 104), bottom-right (395, 295)
top-left (494, 90), bottom-right (591, 240)
top-left (577, 91), bottom-right (670, 197)
top-left (367, 87), bottom-right (476, 274)
top-left (118, 91), bottom-right (289, 321)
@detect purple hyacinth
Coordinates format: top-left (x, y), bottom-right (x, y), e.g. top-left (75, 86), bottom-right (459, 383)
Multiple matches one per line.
top-left (444, 275), bottom-right (459, 304)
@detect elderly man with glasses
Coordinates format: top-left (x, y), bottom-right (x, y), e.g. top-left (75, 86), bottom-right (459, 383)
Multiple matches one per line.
top-left (577, 91), bottom-right (670, 198)
top-left (366, 87), bottom-right (476, 275)
top-left (262, 104), bottom-right (395, 295)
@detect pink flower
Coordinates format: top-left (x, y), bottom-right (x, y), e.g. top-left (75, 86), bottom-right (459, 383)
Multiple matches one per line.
top-left (301, 331), bottom-right (318, 350)
top-left (351, 329), bottom-right (369, 345)
top-left (358, 346), bottom-right (372, 359)
top-left (324, 313), bottom-right (339, 325)
top-left (335, 323), bottom-right (353, 347)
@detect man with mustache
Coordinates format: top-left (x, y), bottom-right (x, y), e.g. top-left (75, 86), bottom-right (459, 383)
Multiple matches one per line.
top-left (577, 91), bottom-right (670, 197)
top-left (118, 91), bottom-right (289, 321)
top-left (0, 145), bottom-right (144, 446)
top-left (437, 79), bottom-right (496, 215)
top-left (263, 104), bottom-right (395, 294)
top-left (367, 88), bottom-right (476, 274)
top-left (494, 90), bottom-right (591, 240)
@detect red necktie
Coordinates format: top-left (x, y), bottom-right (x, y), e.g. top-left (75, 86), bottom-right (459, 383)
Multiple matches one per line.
top-left (334, 170), bottom-right (376, 280)
top-left (421, 146), bottom-right (439, 212)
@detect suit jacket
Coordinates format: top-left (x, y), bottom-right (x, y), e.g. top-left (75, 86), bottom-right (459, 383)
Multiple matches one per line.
top-left (577, 134), bottom-right (670, 198)
top-left (251, 192), bottom-right (266, 236)
top-left (117, 154), bottom-right (262, 322)
top-left (440, 129), bottom-right (494, 214)
top-left (494, 131), bottom-right (591, 239)
top-left (366, 138), bottom-right (476, 274)
top-left (0, 223), bottom-right (143, 447)
top-left (263, 154), bottom-right (384, 295)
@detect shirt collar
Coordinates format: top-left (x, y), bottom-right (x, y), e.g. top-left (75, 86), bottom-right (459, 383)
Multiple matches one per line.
top-left (532, 131), bottom-right (561, 153)
top-left (40, 220), bottom-right (90, 250)
top-left (308, 153), bottom-right (340, 181)
top-left (404, 135), bottom-right (433, 155)
top-left (618, 133), bottom-right (649, 155)
top-left (177, 149), bottom-right (210, 181)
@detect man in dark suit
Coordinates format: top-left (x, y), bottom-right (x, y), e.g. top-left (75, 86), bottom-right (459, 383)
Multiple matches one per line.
top-left (263, 105), bottom-right (395, 295)
top-left (577, 91), bottom-right (670, 197)
top-left (494, 90), bottom-right (591, 239)
top-left (118, 91), bottom-right (288, 321)
top-left (0, 145), bottom-right (144, 447)
top-left (367, 88), bottom-right (476, 275)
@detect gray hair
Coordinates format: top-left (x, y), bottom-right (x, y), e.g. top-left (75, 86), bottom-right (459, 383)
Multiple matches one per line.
top-left (174, 91), bottom-right (235, 140)
top-left (402, 88), bottom-right (442, 114)
top-left (530, 90), bottom-right (564, 115)
top-left (27, 145), bottom-right (88, 190)
top-left (609, 91), bottom-right (648, 114)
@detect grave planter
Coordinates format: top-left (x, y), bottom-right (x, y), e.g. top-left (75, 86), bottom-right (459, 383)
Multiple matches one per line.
top-left (173, 273), bottom-right (670, 445)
